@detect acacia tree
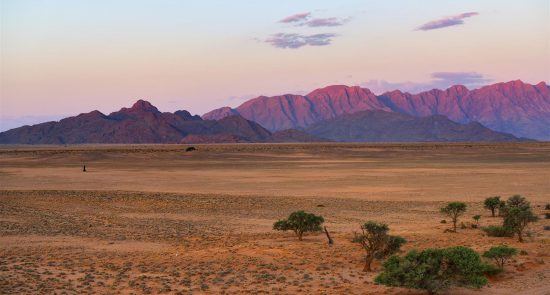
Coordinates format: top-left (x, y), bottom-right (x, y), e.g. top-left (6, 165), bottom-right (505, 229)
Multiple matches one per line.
top-left (503, 206), bottom-right (538, 242)
top-left (440, 202), bottom-right (467, 232)
top-left (506, 195), bottom-right (529, 208)
top-left (473, 215), bottom-right (481, 227)
top-left (483, 245), bottom-right (517, 269)
top-left (356, 221), bottom-right (405, 272)
top-left (500, 195), bottom-right (538, 242)
top-left (484, 196), bottom-right (501, 217)
top-left (273, 211), bottom-right (324, 241)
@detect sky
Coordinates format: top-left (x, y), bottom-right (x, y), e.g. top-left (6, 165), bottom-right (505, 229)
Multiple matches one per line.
top-left (1, 0), bottom-right (549, 131)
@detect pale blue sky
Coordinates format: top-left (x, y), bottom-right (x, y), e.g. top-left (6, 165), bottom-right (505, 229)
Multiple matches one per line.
top-left (1, 0), bottom-right (549, 130)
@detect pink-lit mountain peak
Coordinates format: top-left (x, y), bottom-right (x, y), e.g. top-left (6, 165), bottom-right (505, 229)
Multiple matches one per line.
top-left (204, 80), bottom-right (550, 140)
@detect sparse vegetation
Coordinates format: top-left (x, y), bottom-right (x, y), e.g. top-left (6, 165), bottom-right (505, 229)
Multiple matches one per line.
top-left (440, 202), bottom-right (467, 232)
top-left (498, 195), bottom-right (538, 242)
top-left (354, 221), bottom-right (405, 272)
top-left (473, 215), bottom-right (481, 228)
top-left (483, 245), bottom-right (517, 270)
top-left (506, 195), bottom-right (529, 208)
top-left (375, 246), bottom-right (490, 294)
top-left (273, 211), bottom-right (324, 241)
top-left (503, 205), bottom-right (538, 242)
top-left (497, 200), bottom-right (507, 216)
top-left (484, 196), bottom-right (501, 217)
top-left (2, 144), bottom-right (549, 294)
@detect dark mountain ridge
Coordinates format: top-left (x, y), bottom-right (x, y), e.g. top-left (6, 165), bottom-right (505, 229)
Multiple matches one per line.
top-left (306, 110), bottom-right (523, 142)
top-left (0, 100), bottom-right (322, 144)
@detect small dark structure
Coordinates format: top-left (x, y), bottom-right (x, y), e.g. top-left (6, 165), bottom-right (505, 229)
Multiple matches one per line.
top-left (82, 165), bottom-right (86, 172)
top-left (324, 226), bottom-right (334, 246)
top-left (186, 146), bottom-right (196, 152)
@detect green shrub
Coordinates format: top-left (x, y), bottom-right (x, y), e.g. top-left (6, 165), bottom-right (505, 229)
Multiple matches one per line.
top-left (481, 225), bottom-right (514, 237)
top-left (354, 221), bottom-right (406, 271)
top-left (484, 196), bottom-right (501, 217)
top-left (497, 200), bottom-right (507, 216)
top-left (483, 245), bottom-right (517, 269)
top-left (440, 202), bottom-right (467, 232)
top-left (273, 211), bottom-right (324, 241)
top-left (503, 206), bottom-right (538, 242)
top-left (506, 195), bottom-right (529, 208)
top-left (375, 246), bottom-right (489, 294)
top-left (472, 215), bottom-right (481, 228)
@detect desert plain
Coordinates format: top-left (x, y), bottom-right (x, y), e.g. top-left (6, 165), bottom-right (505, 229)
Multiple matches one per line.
top-left (0, 143), bottom-right (549, 294)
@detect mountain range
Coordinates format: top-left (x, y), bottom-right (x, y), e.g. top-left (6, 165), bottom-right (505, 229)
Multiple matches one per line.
top-left (204, 80), bottom-right (550, 140)
top-left (0, 80), bottom-right (547, 144)
top-left (0, 100), bottom-right (321, 144)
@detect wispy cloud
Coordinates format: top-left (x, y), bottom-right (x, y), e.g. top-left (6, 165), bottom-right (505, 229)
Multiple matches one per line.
top-left (431, 72), bottom-right (491, 86)
top-left (265, 33), bottom-right (337, 49)
top-left (279, 12), bottom-right (311, 23)
top-left (361, 72), bottom-right (492, 94)
top-left (417, 12), bottom-right (479, 31)
top-left (302, 17), bottom-right (351, 27)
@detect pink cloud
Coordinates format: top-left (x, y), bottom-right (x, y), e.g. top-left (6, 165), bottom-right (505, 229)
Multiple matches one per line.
top-left (417, 12), bottom-right (479, 31)
top-left (302, 17), bottom-right (351, 27)
top-left (279, 12), bottom-right (311, 23)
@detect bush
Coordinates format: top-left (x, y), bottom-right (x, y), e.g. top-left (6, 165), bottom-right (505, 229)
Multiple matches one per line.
top-left (545, 204), bottom-right (550, 210)
top-left (473, 215), bottom-right (481, 227)
top-left (497, 200), bottom-right (507, 216)
top-left (482, 225), bottom-right (514, 237)
top-left (503, 206), bottom-right (538, 242)
top-left (375, 246), bottom-right (489, 294)
top-left (440, 202), bottom-right (467, 232)
top-left (273, 211), bottom-right (324, 241)
top-left (545, 213), bottom-right (550, 219)
top-left (483, 245), bottom-right (517, 269)
top-left (484, 196), bottom-right (501, 217)
top-left (506, 195), bottom-right (529, 208)
top-left (354, 221), bottom-right (406, 272)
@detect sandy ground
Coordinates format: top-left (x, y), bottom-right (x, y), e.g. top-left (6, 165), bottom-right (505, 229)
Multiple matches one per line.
top-left (0, 143), bottom-right (549, 294)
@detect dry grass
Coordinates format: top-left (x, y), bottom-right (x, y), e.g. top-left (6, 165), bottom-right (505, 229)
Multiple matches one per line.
top-left (0, 143), bottom-right (549, 294)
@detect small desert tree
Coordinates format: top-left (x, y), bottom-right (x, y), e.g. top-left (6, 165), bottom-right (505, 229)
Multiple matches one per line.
top-left (484, 196), bottom-right (501, 217)
top-left (273, 211), bottom-right (324, 241)
top-left (497, 200), bottom-right (507, 216)
top-left (375, 246), bottom-right (489, 294)
top-left (441, 202), bottom-right (467, 232)
top-left (506, 195), bottom-right (529, 208)
top-left (483, 245), bottom-right (517, 270)
top-left (356, 221), bottom-right (406, 272)
top-left (503, 206), bottom-right (538, 242)
top-left (473, 215), bottom-right (481, 227)
top-left (498, 195), bottom-right (539, 242)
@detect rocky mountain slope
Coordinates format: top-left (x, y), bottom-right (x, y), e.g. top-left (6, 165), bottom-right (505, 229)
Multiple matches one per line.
top-left (306, 110), bottom-right (523, 142)
top-left (0, 100), bottom-right (320, 144)
top-left (204, 80), bottom-right (550, 140)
